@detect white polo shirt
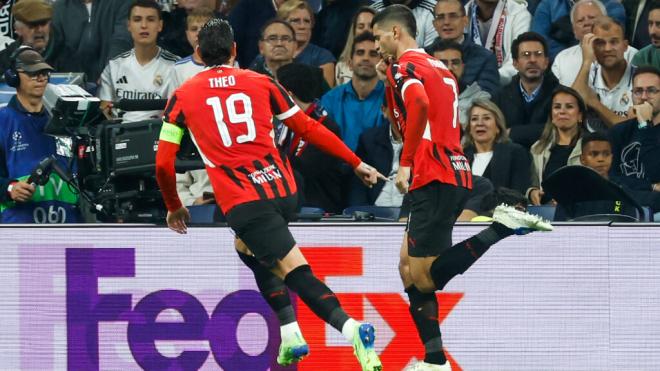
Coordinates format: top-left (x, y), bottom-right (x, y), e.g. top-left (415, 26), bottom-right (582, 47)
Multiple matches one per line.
top-left (588, 59), bottom-right (636, 118)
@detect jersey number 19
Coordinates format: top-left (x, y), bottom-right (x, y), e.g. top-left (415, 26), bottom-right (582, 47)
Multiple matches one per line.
top-left (206, 93), bottom-right (256, 147)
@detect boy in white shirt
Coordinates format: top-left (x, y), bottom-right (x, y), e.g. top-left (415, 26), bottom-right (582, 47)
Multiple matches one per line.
top-left (98, 0), bottom-right (179, 123)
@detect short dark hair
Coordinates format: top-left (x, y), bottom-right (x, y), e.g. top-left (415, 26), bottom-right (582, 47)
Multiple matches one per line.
top-left (651, 0), bottom-right (660, 12)
top-left (350, 31), bottom-right (376, 57)
top-left (511, 31), bottom-right (548, 60)
top-left (197, 18), bottom-right (234, 66)
top-left (435, 0), bottom-right (466, 17)
top-left (259, 18), bottom-right (296, 41)
top-left (276, 63), bottom-right (325, 103)
top-left (128, 0), bottom-right (162, 20)
top-left (581, 131), bottom-right (611, 150)
top-left (371, 4), bottom-right (417, 39)
top-left (632, 65), bottom-right (660, 82)
top-left (425, 38), bottom-right (463, 58)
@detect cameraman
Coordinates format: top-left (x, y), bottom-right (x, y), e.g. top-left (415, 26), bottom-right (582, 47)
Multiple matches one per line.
top-left (0, 47), bottom-right (81, 223)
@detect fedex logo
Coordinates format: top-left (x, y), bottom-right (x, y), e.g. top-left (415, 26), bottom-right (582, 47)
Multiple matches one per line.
top-left (66, 247), bottom-right (463, 370)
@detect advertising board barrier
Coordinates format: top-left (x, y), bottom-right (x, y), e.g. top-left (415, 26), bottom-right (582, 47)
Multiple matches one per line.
top-left (0, 224), bottom-right (659, 370)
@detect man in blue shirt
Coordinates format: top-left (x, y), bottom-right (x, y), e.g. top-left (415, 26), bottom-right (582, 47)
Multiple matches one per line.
top-left (0, 47), bottom-right (81, 223)
top-left (320, 32), bottom-right (387, 151)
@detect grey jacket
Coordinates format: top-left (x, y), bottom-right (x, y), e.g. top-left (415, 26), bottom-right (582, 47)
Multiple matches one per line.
top-left (50, 0), bottom-right (133, 83)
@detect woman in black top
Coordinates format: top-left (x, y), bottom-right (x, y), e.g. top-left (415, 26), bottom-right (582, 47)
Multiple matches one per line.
top-left (462, 99), bottom-right (532, 194)
top-left (528, 86), bottom-right (587, 205)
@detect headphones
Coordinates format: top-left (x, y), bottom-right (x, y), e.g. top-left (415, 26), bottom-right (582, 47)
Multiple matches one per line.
top-left (4, 46), bottom-right (38, 88)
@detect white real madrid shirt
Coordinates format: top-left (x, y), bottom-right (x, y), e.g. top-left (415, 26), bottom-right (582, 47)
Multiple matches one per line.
top-left (553, 45), bottom-right (638, 87)
top-left (98, 47), bottom-right (179, 123)
top-left (170, 55), bottom-right (207, 90)
top-left (587, 58), bottom-right (637, 118)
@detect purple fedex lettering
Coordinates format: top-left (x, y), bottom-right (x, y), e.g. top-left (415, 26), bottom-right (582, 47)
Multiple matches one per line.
top-left (127, 290), bottom-right (210, 369)
top-left (66, 248), bottom-right (134, 370)
top-left (66, 248), bottom-right (284, 370)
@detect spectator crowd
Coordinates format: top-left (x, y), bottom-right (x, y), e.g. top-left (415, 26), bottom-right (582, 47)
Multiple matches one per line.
top-left (0, 0), bottom-right (658, 223)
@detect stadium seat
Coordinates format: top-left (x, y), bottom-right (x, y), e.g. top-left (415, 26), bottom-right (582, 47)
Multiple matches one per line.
top-left (527, 205), bottom-right (556, 221)
top-left (188, 204), bottom-right (225, 224)
top-left (342, 206), bottom-right (401, 221)
top-left (297, 207), bottom-right (325, 221)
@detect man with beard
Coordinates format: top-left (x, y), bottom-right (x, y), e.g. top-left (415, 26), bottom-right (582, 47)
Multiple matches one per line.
top-left (0, 0), bottom-right (52, 71)
top-left (608, 66), bottom-right (660, 207)
top-left (632, 1), bottom-right (660, 69)
top-left (573, 16), bottom-right (638, 128)
top-left (492, 32), bottom-right (559, 148)
top-left (320, 31), bottom-right (387, 151)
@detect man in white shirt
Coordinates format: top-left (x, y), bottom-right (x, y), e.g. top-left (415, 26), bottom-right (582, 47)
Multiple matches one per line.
top-left (464, 0), bottom-right (532, 85)
top-left (98, 0), bottom-right (179, 123)
top-left (552, 0), bottom-right (637, 87)
top-left (572, 16), bottom-right (638, 129)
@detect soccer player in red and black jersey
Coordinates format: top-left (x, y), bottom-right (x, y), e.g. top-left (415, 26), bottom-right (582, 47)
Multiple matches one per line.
top-left (155, 19), bottom-right (383, 370)
top-left (372, 6), bottom-right (553, 371)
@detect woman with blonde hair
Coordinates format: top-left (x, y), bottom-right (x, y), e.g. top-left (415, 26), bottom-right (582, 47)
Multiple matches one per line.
top-left (527, 86), bottom-right (587, 205)
top-left (277, 0), bottom-right (336, 87)
top-left (463, 99), bottom-right (532, 194)
top-left (334, 6), bottom-right (376, 85)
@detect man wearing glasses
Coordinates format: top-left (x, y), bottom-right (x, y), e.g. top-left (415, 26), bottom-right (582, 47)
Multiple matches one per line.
top-left (429, 0), bottom-right (500, 94)
top-left (0, 0), bottom-right (53, 71)
top-left (250, 19), bottom-right (297, 78)
top-left (0, 48), bottom-right (81, 223)
top-left (609, 66), bottom-right (660, 200)
top-left (492, 31), bottom-right (560, 148)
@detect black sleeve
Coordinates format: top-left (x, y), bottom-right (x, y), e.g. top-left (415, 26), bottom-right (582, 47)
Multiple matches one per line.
top-left (509, 124), bottom-right (545, 149)
top-left (509, 143), bottom-right (533, 194)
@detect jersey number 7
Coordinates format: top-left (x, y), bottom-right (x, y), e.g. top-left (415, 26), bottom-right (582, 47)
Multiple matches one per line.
top-left (206, 93), bottom-right (256, 147)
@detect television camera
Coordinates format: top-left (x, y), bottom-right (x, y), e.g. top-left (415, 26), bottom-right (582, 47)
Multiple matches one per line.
top-left (37, 84), bottom-right (202, 222)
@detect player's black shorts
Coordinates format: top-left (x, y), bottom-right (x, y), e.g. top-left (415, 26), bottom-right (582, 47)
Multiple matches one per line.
top-left (225, 195), bottom-right (298, 267)
top-left (406, 181), bottom-right (470, 257)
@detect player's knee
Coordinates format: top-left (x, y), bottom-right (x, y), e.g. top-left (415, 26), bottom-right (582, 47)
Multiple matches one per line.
top-left (410, 270), bottom-right (436, 293)
top-left (398, 257), bottom-right (410, 278)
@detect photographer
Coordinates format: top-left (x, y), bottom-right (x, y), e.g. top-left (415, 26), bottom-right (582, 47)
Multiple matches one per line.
top-left (0, 47), bottom-right (81, 223)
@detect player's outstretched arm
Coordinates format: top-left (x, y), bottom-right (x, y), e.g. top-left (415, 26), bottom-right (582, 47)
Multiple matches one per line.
top-left (283, 110), bottom-right (386, 187)
top-left (155, 122), bottom-right (190, 234)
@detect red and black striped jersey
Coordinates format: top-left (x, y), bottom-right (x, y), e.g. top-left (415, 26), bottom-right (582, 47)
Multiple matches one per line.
top-left (163, 66), bottom-right (361, 214)
top-left (385, 49), bottom-right (472, 191)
